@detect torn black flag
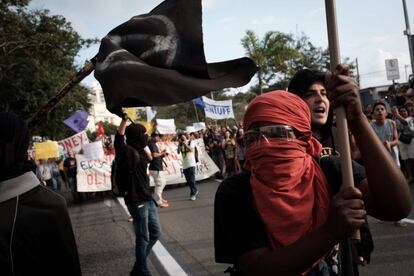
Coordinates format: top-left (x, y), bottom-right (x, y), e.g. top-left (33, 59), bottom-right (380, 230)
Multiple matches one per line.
top-left (94, 0), bottom-right (258, 115)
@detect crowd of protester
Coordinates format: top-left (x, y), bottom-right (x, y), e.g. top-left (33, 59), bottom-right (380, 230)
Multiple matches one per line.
top-left (364, 82), bottom-right (414, 189)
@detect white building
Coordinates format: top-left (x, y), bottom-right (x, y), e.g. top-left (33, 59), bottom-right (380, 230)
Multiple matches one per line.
top-left (86, 82), bottom-right (121, 131)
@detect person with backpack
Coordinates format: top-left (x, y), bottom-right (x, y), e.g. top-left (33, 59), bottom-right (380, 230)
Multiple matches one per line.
top-left (214, 66), bottom-right (411, 275)
top-left (114, 114), bottom-right (160, 276)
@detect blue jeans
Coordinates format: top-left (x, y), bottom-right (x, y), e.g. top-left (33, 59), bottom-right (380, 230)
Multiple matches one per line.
top-left (183, 166), bottom-right (198, 196)
top-left (127, 201), bottom-right (161, 276)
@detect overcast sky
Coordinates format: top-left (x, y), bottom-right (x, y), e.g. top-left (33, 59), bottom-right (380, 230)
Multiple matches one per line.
top-left (29, 0), bottom-right (414, 91)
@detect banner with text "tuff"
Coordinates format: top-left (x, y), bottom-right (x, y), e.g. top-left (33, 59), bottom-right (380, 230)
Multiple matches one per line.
top-left (202, 96), bottom-right (234, 120)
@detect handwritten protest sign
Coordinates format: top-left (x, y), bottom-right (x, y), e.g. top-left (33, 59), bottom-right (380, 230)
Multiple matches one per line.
top-left (34, 141), bottom-right (59, 160)
top-left (74, 139), bottom-right (218, 192)
top-left (83, 141), bottom-right (105, 160)
top-left (151, 138), bottom-right (219, 186)
top-left (58, 131), bottom-right (89, 153)
top-left (185, 126), bottom-right (196, 133)
top-left (156, 119), bottom-right (176, 134)
top-left (193, 122), bottom-right (206, 131)
top-left (76, 154), bottom-right (114, 192)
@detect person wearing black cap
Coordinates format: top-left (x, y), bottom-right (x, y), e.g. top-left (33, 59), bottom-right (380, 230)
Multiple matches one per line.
top-left (114, 114), bottom-right (160, 276)
top-left (289, 67), bottom-right (374, 271)
top-left (148, 132), bottom-right (169, 208)
top-left (288, 68), bottom-right (336, 154)
top-left (0, 112), bottom-right (81, 276)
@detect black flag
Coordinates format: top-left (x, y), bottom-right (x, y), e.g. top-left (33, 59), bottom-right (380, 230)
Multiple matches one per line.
top-left (94, 0), bottom-right (258, 115)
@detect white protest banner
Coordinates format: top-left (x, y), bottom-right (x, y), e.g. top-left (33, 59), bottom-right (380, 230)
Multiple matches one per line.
top-left (76, 154), bottom-right (114, 192)
top-left (185, 126), bottom-right (196, 133)
top-left (150, 138), bottom-right (219, 186)
top-left (202, 96), bottom-right (234, 120)
top-left (193, 122), bottom-right (206, 132)
top-left (58, 131), bottom-right (89, 154)
top-left (156, 119), bottom-right (176, 134)
top-left (83, 141), bottom-right (105, 160)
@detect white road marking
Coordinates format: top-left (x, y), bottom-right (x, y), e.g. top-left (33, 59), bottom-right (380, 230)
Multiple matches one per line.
top-left (116, 197), bottom-right (187, 276)
top-left (402, 218), bottom-right (414, 224)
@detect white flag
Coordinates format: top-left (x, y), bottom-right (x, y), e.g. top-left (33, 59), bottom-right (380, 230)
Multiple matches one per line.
top-left (146, 106), bottom-right (157, 122)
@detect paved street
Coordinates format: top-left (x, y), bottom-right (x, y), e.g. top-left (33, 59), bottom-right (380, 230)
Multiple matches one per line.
top-left (67, 179), bottom-right (414, 276)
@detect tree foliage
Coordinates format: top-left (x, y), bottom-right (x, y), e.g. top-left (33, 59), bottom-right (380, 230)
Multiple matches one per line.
top-left (241, 30), bottom-right (355, 94)
top-left (0, 0), bottom-right (97, 140)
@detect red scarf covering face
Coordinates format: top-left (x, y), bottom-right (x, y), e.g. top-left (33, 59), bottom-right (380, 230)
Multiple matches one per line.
top-left (243, 91), bottom-right (331, 251)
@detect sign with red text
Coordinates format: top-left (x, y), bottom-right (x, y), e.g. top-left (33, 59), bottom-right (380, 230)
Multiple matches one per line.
top-left (58, 131), bottom-right (89, 154)
top-left (76, 154), bottom-right (114, 192)
top-left (75, 140), bottom-right (218, 192)
top-left (151, 139), bottom-right (219, 186)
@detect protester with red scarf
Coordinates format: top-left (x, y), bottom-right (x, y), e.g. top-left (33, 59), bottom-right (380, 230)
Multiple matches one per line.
top-left (214, 65), bottom-right (411, 275)
top-left (244, 91), bottom-right (331, 251)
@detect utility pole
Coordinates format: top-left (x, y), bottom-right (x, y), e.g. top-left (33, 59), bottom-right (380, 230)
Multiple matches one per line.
top-left (355, 57), bottom-right (360, 86)
top-left (402, 0), bottom-right (414, 77)
top-left (406, 64), bottom-right (410, 81)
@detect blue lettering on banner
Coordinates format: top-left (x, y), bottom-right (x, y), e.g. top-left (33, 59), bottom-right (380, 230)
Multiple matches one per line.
top-left (205, 103), bottom-right (230, 115)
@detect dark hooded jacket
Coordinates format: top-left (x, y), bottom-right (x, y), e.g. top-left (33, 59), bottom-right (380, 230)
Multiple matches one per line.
top-left (114, 123), bottom-right (153, 205)
top-left (0, 112), bottom-right (81, 276)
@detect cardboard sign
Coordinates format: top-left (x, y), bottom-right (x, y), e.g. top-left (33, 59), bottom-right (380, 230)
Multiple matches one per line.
top-left (35, 141), bottom-right (59, 160)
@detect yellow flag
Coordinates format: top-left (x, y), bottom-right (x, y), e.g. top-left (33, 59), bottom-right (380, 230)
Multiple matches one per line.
top-left (126, 108), bottom-right (138, 121)
top-left (136, 120), bottom-right (153, 135)
top-left (35, 141), bottom-right (59, 160)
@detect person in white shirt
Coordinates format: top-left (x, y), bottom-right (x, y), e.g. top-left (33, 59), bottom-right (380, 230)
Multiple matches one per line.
top-left (36, 158), bottom-right (55, 189)
top-left (177, 133), bottom-right (199, 200)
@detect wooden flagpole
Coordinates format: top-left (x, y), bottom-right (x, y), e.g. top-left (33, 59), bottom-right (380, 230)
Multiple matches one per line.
top-left (325, 0), bottom-right (360, 240)
top-left (28, 57), bottom-right (97, 128)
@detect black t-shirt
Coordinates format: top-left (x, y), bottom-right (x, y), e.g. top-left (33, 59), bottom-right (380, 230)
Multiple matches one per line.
top-left (148, 142), bottom-right (163, 171)
top-left (63, 157), bottom-right (77, 178)
top-left (214, 155), bottom-right (366, 271)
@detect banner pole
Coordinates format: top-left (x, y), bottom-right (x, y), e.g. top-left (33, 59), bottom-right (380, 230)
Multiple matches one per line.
top-left (28, 57), bottom-right (97, 129)
top-left (325, 0), bottom-right (359, 240)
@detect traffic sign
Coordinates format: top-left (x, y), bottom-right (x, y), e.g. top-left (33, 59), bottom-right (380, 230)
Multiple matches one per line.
top-left (385, 59), bottom-right (400, 80)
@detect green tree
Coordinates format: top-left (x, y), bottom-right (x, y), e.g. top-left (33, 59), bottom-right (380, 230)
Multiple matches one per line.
top-left (0, 0), bottom-right (97, 140)
top-left (241, 30), bottom-right (356, 95)
top-left (241, 30), bottom-right (301, 94)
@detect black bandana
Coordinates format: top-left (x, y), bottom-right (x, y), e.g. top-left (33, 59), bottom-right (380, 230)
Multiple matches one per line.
top-left (125, 123), bottom-right (148, 151)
